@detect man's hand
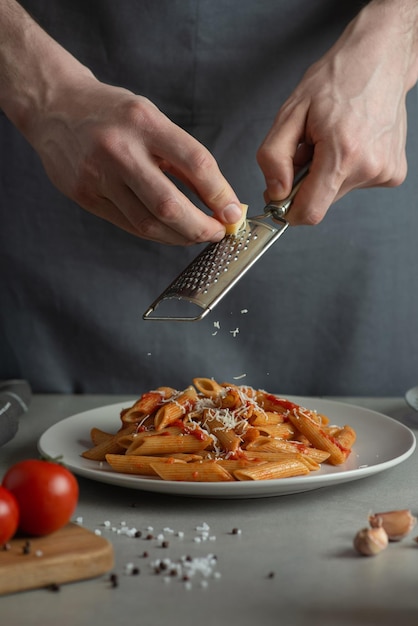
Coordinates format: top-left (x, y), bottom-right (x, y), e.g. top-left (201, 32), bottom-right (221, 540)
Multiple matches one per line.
top-left (257, 0), bottom-right (418, 225)
top-left (27, 80), bottom-right (243, 245)
top-left (0, 0), bottom-right (242, 245)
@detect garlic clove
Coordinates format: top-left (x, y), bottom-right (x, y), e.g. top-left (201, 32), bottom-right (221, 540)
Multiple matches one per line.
top-left (353, 526), bottom-right (388, 556)
top-left (369, 509), bottom-right (417, 541)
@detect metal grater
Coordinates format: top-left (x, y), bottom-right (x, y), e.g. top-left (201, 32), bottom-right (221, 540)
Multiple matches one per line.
top-left (143, 167), bottom-right (308, 321)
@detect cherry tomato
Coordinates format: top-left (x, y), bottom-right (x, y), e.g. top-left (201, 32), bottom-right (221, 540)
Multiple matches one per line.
top-left (2, 459), bottom-right (79, 536)
top-left (0, 485), bottom-right (19, 544)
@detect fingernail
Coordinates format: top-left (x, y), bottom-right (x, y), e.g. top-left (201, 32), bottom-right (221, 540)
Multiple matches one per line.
top-left (213, 229), bottom-right (225, 242)
top-left (222, 204), bottom-right (243, 224)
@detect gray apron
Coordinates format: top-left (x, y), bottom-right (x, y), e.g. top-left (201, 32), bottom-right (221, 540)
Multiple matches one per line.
top-left (1, 0), bottom-right (418, 396)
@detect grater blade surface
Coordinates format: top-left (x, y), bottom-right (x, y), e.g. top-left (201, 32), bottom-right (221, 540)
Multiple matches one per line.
top-left (143, 217), bottom-right (288, 321)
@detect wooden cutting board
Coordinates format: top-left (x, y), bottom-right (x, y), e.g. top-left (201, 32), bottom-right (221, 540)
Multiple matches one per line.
top-left (0, 522), bottom-right (114, 595)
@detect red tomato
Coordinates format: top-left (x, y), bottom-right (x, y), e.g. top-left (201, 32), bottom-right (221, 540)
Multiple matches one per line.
top-left (0, 485), bottom-right (19, 544)
top-left (2, 459), bottom-right (79, 536)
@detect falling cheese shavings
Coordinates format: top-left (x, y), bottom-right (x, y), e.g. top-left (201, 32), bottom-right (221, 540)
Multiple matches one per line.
top-left (233, 374), bottom-right (247, 380)
top-left (240, 309), bottom-right (248, 314)
top-left (230, 328), bottom-right (239, 337)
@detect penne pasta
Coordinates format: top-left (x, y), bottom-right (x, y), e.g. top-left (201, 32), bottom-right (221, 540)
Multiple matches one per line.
top-left (120, 387), bottom-right (175, 424)
top-left (193, 377), bottom-right (224, 399)
top-left (105, 453), bottom-right (186, 476)
top-left (242, 450), bottom-right (321, 471)
top-left (154, 386), bottom-right (198, 430)
top-left (234, 459), bottom-right (311, 481)
top-left (126, 430), bottom-right (212, 456)
top-left (150, 460), bottom-right (234, 482)
top-left (82, 424), bottom-right (137, 461)
top-left (201, 408), bottom-right (242, 454)
top-left (286, 410), bottom-right (350, 465)
top-left (82, 378), bottom-right (356, 482)
top-left (249, 410), bottom-right (286, 426)
top-left (90, 427), bottom-right (114, 446)
top-left (254, 423), bottom-right (296, 440)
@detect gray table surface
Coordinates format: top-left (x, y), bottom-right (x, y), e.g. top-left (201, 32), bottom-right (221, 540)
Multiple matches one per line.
top-left (1, 394), bottom-right (418, 626)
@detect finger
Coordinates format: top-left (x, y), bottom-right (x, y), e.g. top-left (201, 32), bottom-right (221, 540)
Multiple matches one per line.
top-left (149, 121), bottom-right (243, 226)
top-left (285, 144), bottom-right (344, 225)
top-left (81, 194), bottom-right (143, 238)
top-left (125, 157), bottom-right (228, 243)
top-left (95, 186), bottom-right (198, 246)
top-left (257, 100), bottom-right (308, 200)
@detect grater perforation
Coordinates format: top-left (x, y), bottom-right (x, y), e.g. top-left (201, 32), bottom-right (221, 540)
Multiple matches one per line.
top-left (143, 167), bottom-right (309, 322)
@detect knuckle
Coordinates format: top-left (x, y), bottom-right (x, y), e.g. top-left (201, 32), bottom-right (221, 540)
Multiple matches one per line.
top-left (256, 139), bottom-right (286, 173)
top-left (155, 196), bottom-right (182, 222)
top-left (385, 158), bottom-right (408, 187)
top-left (194, 225), bottom-right (221, 244)
top-left (357, 155), bottom-right (385, 182)
top-left (121, 96), bottom-right (158, 129)
top-left (71, 164), bottom-right (99, 207)
top-left (337, 134), bottom-right (361, 167)
top-left (389, 168), bottom-right (407, 187)
top-left (188, 147), bottom-right (215, 181)
top-left (256, 144), bottom-right (273, 169)
top-left (131, 215), bottom-right (161, 241)
top-left (300, 210), bottom-right (325, 227)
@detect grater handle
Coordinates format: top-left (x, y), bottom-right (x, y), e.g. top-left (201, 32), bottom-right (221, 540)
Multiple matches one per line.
top-left (263, 164), bottom-right (310, 220)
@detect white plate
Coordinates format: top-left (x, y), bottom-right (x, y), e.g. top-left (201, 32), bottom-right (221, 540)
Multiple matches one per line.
top-left (38, 397), bottom-right (416, 499)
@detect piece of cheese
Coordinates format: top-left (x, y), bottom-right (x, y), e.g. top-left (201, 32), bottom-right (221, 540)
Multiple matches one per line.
top-left (224, 203), bottom-right (248, 235)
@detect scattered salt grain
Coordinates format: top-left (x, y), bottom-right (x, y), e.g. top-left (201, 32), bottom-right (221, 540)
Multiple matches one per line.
top-left (35, 550), bottom-right (43, 557)
top-left (240, 309), bottom-right (248, 314)
top-left (124, 562), bottom-right (135, 574)
top-left (75, 516), bottom-right (83, 524)
top-left (94, 529), bottom-right (102, 536)
top-left (151, 553), bottom-right (220, 589)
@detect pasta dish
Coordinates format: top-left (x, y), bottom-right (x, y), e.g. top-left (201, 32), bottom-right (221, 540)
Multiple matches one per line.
top-left (81, 378), bottom-right (356, 482)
